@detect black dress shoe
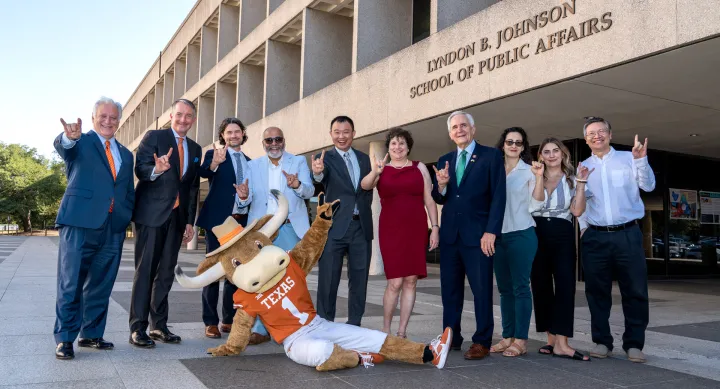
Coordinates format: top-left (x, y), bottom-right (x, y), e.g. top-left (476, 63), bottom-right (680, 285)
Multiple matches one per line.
top-left (129, 331), bottom-right (156, 348)
top-left (149, 328), bottom-right (182, 344)
top-left (78, 338), bottom-right (114, 350)
top-left (55, 342), bottom-right (74, 360)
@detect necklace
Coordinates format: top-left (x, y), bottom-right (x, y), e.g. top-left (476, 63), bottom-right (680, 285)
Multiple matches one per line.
top-left (389, 159), bottom-right (410, 169)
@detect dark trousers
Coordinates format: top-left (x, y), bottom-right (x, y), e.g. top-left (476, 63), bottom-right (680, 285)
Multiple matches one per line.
top-left (129, 208), bottom-right (184, 333)
top-left (531, 217), bottom-right (576, 337)
top-left (440, 241), bottom-right (494, 348)
top-left (201, 228), bottom-right (238, 326)
top-left (581, 224), bottom-right (649, 351)
top-left (55, 213), bottom-right (124, 343)
top-left (316, 219), bottom-right (371, 326)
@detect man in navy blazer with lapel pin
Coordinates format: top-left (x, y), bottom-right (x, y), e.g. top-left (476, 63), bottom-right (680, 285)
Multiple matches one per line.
top-left (194, 117), bottom-right (268, 342)
top-left (432, 110), bottom-right (506, 360)
top-left (312, 116), bottom-right (373, 326)
top-left (53, 97), bottom-right (135, 360)
top-left (130, 99), bottom-right (202, 348)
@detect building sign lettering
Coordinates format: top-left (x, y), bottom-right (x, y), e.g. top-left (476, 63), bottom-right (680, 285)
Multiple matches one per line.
top-left (410, 0), bottom-right (614, 99)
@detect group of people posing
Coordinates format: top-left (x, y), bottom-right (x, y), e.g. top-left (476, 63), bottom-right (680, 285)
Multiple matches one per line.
top-left (53, 97), bottom-right (655, 366)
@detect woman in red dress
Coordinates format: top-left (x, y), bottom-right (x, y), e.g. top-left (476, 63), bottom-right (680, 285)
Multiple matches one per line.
top-left (360, 127), bottom-right (439, 338)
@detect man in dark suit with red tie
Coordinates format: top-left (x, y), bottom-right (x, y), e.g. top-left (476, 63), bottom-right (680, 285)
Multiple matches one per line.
top-left (129, 99), bottom-right (202, 348)
top-left (53, 97), bottom-right (135, 360)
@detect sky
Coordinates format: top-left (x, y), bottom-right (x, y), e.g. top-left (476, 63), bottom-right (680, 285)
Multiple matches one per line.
top-left (0, 0), bottom-right (198, 159)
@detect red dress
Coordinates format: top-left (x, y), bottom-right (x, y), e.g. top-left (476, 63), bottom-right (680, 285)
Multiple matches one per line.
top-left (377, 161), bottom-right (428, 280)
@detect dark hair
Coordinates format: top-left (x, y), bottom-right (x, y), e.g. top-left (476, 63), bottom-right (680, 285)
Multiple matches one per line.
top-left (385, 127), bottom-right (414, 154)
top-left (218, 117), bottom-right (247, 146)
top-left (495, 127), bottom-right (532, 164)
top-left (330, 115), bottom-right (354, 131)
top-left (537, 137), bottom-right (575, 189)
top-left (172, 98), bottom-right (197, 115)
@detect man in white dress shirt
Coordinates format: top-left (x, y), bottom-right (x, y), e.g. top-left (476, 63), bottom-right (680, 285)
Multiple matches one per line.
top-left (578, 116), bottom-right (656, 363)
top-left (237, 127), bottom-right (315, 250)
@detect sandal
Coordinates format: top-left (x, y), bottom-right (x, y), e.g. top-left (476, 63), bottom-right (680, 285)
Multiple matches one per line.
top-left (553, 350), bottom-right (591, 362)
top-left (538, 345), bottom-right (554, 355)
top-left (490, 338), bottom-right (514, 353)
top-left (502, 342), bottom-right (528, 357)
top-left (395, 332), bottom-right (407, 339)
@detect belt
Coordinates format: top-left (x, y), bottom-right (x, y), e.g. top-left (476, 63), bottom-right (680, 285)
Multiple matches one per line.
top-left (231, 214), bottom-right (245, 221)
top-left (588, 220), bottom-right (637, 232)
top-left (352, 214), bottom-right (360, 220)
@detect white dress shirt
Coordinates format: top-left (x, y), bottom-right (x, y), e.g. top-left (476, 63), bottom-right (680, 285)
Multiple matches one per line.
top-left (578, 147), bottom-right (656, 229)
top-left (266, 157), bottom-right (286, 215)
top-left (532, 175), bottom-right (575, 222)
top-left (61, 131), bottom-right (122, 171)
top-left (439, 141), bottom-right (477, 196)
top-left (502, 160), bottom-right (544, 233)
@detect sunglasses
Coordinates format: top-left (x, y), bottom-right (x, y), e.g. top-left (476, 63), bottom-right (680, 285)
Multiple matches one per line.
top-left (263, 136), bottom-right (284, 145)
top-left (504, 140), bottom-right (523, 147)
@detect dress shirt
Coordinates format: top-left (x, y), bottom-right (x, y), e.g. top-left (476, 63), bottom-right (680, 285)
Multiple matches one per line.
top-left (312, 147), bottom-right (360, 186)
top-left (578, 147), bottom-right (656, 229)
top-left (532, 175), bottom-right (575, 222)
top-left (150, 128), bottom-right (188, 180)
top-left (266, 158), bottom-right (286, 215)
top-left (227, 148), bottom-right (250, 215)
top-left (439, 141), bottom-right (477, 196)
top-left (502, 160), bottom-right (544, 233)
top-left (61, 131), bottom-right (122, 172)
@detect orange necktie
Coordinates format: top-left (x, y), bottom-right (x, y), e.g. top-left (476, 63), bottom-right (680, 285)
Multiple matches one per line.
top-left (105, 140), bottom-right (117, 212)
top-left (173, 137), bottom-right (185, 209)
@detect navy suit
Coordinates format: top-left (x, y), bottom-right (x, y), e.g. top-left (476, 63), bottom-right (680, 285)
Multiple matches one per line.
top-left (195, 148), bottom-right (249, 326)
top-left (53, 130), bottom-right (135, 343)
top-left (432, 141), bottom-right (506, 348)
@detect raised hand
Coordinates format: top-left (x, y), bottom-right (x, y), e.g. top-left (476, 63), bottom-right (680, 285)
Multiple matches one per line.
top-left (632, 134), bottom-right (648, 159)
top-left (153, 147), bottom-right (173, 174)
top-left (234, 178), bottom-right (249, 200)
top-left (576, 163), bottom-right (595, 181)
top-left (212, 143), bottom-right (228, 166)
top-left (282, 170), bottom-right (300, 189)
top-left (432, 161), bottom-right (451, 187)
top-left (531, 161), bottom-right (545, 178)
top-left (60, 118), bottom-right (82, 140)
top-left (311, 150), bottom-right (325, 175)
top-left (372, 153), bottom-right (390, 174)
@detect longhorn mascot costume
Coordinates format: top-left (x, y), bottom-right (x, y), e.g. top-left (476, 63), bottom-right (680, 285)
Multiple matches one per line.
top-left (175, 190), bottom-right (452, 371)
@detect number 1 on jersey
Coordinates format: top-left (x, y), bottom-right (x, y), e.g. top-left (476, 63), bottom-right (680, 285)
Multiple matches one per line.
top-left (282, 297), bottom-right (309, 324)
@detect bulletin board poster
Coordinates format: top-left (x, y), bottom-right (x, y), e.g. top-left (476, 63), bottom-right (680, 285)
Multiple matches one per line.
top-left (669, 188), bottom-right (698, 220)
top-left (699, 191), bottom-right (720, 224)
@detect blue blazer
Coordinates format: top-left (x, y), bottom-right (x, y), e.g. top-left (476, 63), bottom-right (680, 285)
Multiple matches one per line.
top-left (195, 148), bottom-right (251, 231)
top-left (431, 141), bottom-right (506, 246)
top-left (54, 131), bottom-right (135, 233)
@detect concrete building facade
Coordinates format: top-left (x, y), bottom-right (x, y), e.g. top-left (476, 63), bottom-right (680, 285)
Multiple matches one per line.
top-left (117, 0), bottom-right (720, 278)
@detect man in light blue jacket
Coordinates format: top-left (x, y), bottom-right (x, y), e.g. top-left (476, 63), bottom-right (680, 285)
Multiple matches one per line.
top-left (236, 127), bottom-right (315, 250)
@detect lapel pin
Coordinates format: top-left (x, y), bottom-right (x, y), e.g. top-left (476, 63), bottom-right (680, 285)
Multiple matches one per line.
top-left (194, 157), bottom-right (199, 163)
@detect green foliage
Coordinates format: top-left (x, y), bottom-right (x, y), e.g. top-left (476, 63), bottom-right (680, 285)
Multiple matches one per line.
top-left (0, 143), bottom-right (67, 231)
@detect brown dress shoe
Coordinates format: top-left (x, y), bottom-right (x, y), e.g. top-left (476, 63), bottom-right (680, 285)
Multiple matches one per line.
top-left (205, 325), bottom-right (221, 338)
top-left (464, 344), bottom-right (490, 360)
top-left (219, 323), bottom-right (232, 333)
top-left (248, 332), bottom-right (271, 345)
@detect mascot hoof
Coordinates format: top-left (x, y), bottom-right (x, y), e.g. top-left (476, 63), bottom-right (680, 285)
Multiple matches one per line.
top-left (207, 345), bottom-right (240, 357)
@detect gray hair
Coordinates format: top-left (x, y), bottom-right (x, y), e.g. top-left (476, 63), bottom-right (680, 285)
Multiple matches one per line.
top-left (446, 110), bottom-right (475, 132)
top-left (582, 117), bottom-right (612, 136)
top-left (93, 97), bottom-right (123, 120)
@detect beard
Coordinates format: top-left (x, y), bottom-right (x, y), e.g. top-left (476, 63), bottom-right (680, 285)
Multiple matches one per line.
top-left (266, 148), bottom-right (283, 159)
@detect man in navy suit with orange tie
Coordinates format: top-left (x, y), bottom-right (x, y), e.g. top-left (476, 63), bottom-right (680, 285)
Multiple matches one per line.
top-left (432, 110), bottom-right (506, 360)
top-left (53, 97), bottom-right (135, 360)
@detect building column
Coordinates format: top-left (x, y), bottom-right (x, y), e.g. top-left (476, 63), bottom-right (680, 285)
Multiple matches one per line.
top-left (368, 141), bottom-right (386, 276)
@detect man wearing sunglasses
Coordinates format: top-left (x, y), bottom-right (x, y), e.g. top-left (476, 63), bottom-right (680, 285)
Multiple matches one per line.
top-left (237, 127), bottom-right (314, 251)
top-left (578, 116), bottom-right (655, 363)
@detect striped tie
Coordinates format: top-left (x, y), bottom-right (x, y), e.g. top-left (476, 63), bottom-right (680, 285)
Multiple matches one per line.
top-left (174, 137), bottom-right (185, 209)
top-left (105, 140), bottom-right (117, 212)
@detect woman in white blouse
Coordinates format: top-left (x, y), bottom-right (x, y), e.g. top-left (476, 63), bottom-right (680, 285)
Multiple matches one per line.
top-left (531, 138), bottom-right (592, 361)
top-left (489, 127), bottom-right (545, 357)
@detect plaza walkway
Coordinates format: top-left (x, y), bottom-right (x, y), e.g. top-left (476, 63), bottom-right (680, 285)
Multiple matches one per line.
top-left (1, 236), bottom-right (719, 388)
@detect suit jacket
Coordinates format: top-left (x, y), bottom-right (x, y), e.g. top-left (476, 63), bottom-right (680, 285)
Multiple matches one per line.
top-left (54, 131), bottom-right (135, 233)
top-left (241, 152), bottom-right (315, 238)
top-left (431, 141), bottom-right (506, 246)
top-left (313, 148), bottom-right (373, 240)
top-left (195, 148), bottom-right (251, 231)
top-left (133, 128), bottom-right (201, 228)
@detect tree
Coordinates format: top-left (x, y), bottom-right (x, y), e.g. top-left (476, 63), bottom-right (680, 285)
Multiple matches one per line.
top-left (0, 143), bottom-right (67, 232)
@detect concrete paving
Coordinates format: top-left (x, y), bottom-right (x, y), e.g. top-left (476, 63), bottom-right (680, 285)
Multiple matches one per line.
top-left (1, 236), bottom-right (719, 388)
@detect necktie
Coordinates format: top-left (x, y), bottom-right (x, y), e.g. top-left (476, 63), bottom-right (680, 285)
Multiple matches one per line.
top-left (173, 137), bottom-right (185, 209)
top-left (344, 153), bottom-right (356, 189)
top-left (456, 150), bottom-right (467, 186)
top-left (233, 153), bottom-right (244, 184)
top-left (105, 140), bottom-right (117, 213)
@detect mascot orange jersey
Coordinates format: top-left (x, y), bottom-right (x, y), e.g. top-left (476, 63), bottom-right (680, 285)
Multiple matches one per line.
top-left (233, 255), bottom-right (316, 343)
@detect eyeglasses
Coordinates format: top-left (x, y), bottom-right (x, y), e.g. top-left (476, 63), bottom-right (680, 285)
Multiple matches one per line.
top-left (583, 116), bottom-right (612, 134)
top-left (585, 128), bottom-right (609, 138)
top-left (504, 140), bottom-right (523, 147)
top-left (263, 136), bottom-right (284, 145)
